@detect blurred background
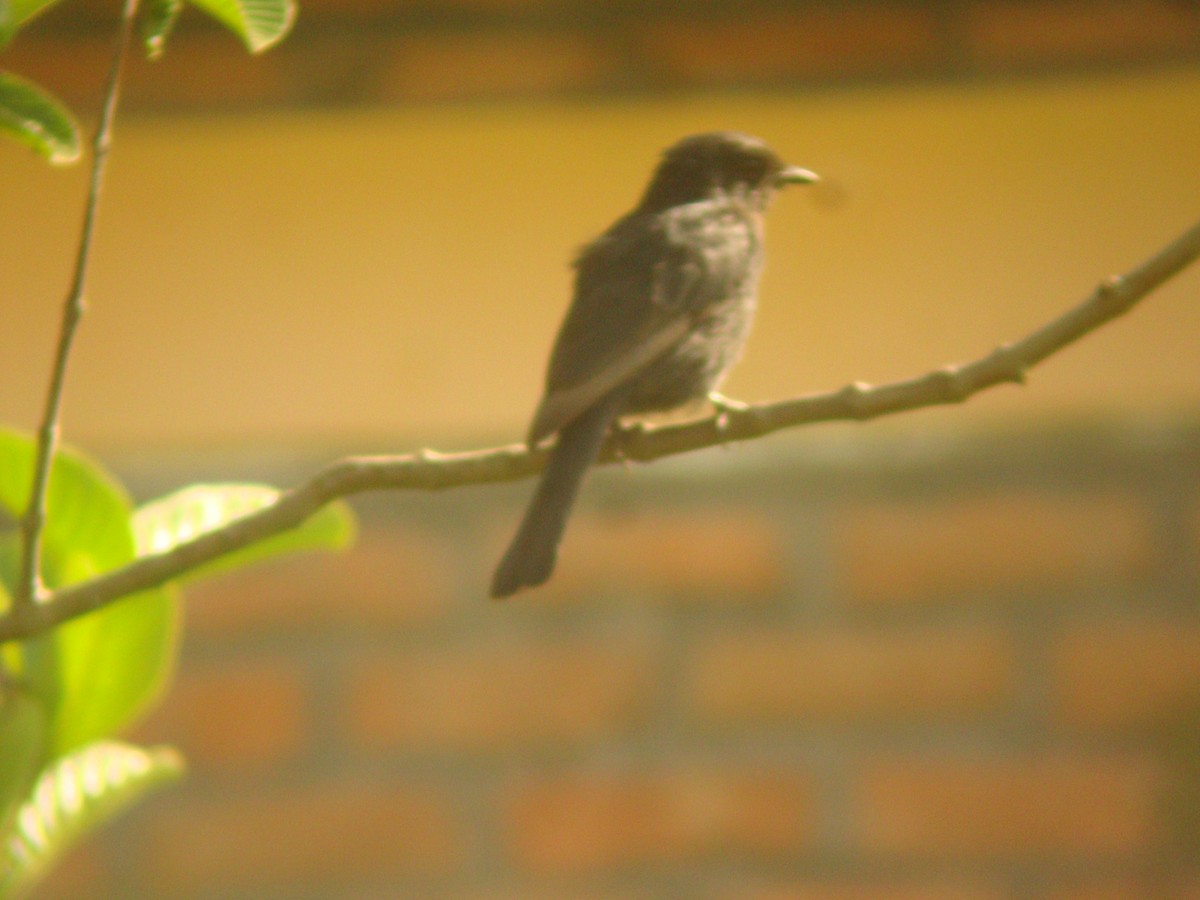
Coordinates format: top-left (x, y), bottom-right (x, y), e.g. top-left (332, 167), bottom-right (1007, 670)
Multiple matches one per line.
top-left (2, 0), bottom-right (1200, 896)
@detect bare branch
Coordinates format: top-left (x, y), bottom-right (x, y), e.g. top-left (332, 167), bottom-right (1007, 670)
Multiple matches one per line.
top-left (608, 215), bottom-right (1200, 462)
top-left (2, 216), bottom-right (1197, 640)
top-left (15, 0), bottom-right (141, 607)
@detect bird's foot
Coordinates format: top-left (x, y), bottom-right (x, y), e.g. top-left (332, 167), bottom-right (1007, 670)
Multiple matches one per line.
top-left (609, 419), bottom-right (647, 466)
top-left (709, 392), bottom-right (750, 414)
top-left (709, 392), bottom-right (749, 432)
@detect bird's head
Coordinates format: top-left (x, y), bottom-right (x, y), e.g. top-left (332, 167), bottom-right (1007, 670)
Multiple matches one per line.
top-left (637, 131), bottom-right (818, 213)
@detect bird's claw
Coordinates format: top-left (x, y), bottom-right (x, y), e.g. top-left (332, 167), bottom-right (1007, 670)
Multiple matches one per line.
top-left (709, 392), bottom-right (749, 430)
top-left (609, 419), bottom-right (645, 466)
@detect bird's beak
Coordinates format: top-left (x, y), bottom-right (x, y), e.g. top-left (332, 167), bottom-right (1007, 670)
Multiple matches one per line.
top-left (776, 165), bottom-right (819, 185)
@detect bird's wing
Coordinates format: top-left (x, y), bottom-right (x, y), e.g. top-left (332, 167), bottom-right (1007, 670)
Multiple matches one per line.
top-left (527, 200), bottom-right (757, 444)
top-left (527, 315), bottom-right (688, 444)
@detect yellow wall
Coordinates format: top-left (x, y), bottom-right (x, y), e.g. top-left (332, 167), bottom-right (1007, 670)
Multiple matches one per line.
top-left (2, 65), bottom-right (1198, 451)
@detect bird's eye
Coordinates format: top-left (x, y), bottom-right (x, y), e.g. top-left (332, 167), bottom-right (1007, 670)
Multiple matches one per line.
top-left (728, 153), bottom-right (769, 186)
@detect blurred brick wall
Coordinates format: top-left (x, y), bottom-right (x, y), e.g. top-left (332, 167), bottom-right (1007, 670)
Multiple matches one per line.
top-left (34, 421), bottom-right (1200, 899)
top-left (7, 0), bottom-right (1200, 112)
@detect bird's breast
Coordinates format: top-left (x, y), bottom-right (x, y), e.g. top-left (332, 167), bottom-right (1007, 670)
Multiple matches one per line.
top-left (622, 284), bottom-right (758, 415)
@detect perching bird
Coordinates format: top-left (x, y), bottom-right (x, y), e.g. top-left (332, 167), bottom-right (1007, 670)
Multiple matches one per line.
top-left (491, 131), bottom-right (817, 598)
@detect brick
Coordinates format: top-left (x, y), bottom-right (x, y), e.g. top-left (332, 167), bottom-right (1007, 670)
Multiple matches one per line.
top-left (0, 38), bottom-right (112, 112)
top-left (347, 636), bottom-right (653, 752)
top-left (33, 841), bottom-right (111, 900)
top-left (383, 31), bottom-right (616, 102)
top-left (525, 508), bottom-right (787, 601)
top-left (1191, 489), bottom-right (1200, 566)
top-left (637, 6), bottom-right (941, 82)
top-left (1040, 880), bottom-right (1190, 900)
top-left (143, 780), bottom-right (463, 892)
top-left (859, 755), bottom-right (1160, 858)
top-left (455, 889), bottom-right (653, 900)
top-left (687, 625), bottom-right (1015, 726)
top-left (831, 490), bottom-right (1155, 606)
top-left (732, 882), bottom-right (1003, 900)
top-left (301, 0), bottom-right (546, 15)
top-left (966, 1), bottom-right (1200, 67)
top-left (1054, 621), bottom-right (1200, 730)
top-left (132, 658), bottom-right (309, 768)
top-left (123, 34), bottom-right (292, 109)
top-left (185, 528), bottom-right (455, 636)
top-left (506, 767), bottom-right (814, 874)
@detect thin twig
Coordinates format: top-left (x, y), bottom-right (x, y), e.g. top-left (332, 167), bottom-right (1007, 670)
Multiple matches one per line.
top-left (15, 0), bottom-right (142, 607)
top-left (1, 215), bottom-right (1197, 640)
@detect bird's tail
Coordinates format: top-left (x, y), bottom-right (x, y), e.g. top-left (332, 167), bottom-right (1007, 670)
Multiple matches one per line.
top-left (490, 392), bottom-right (624, 598)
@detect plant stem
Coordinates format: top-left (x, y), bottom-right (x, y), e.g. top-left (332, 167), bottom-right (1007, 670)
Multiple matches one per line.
top-left (16, 0), bottom-right (141, 607)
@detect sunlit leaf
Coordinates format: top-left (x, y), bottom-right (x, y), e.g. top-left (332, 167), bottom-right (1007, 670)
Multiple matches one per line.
top-left (0, 72), bottom-right (80, 165)
top-left (187, 0), bottom-right (294, 53)
top-left (141, 0), bottom-right (184, 60)
top-left (0, 0), bottom-right (65, 46)
top-left (0, 432), bottom-right (131, 584)
top-left (0, 430), bottom-right (179, 756)
top-left (133, 483), bottom-right (355, 581)
top-left (0, 741), bottom-right (183, 896)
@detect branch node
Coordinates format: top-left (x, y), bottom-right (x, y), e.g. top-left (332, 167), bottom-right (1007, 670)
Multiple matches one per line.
top-left (838, 381), bottom-right (874, 418)
top-left (992, 342), bottom-right (1029, 386)
top-left (1095, 274), bottom-right (1132, 313)
top-left (1098, 273), bottom-right (1124, 296)
top-left (933, 366), bottom-right (970, 403)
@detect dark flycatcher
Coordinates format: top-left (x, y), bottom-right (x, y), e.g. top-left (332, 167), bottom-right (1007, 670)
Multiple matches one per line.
top-left (491, 131), bottom-right (817, 598)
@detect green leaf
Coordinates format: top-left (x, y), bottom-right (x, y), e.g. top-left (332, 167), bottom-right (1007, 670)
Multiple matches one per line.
top-left (0, 433), bottom-right (131, 587)
top-left (0, 430), bottom-right (179, 756)
top-left (0, 72), bottom-right (81, 165)
top-left (132, 483), bottom-right (355, 581)
top-left (0, 741), bottom-right (183, 896)
top-left (140, 0), bottom-right (184, 60)
top-left (36, 589), bottom-right (180, 757)
top-left (0, 0), bottom-right (64, 46)
top-left (187, 0), bottom-right (295, 53)
top-left (0, 684), bottom-right (47, 834)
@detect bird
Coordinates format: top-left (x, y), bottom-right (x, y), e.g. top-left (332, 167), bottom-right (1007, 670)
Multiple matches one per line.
top-left (490, 131), bottom-right (817, 598)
